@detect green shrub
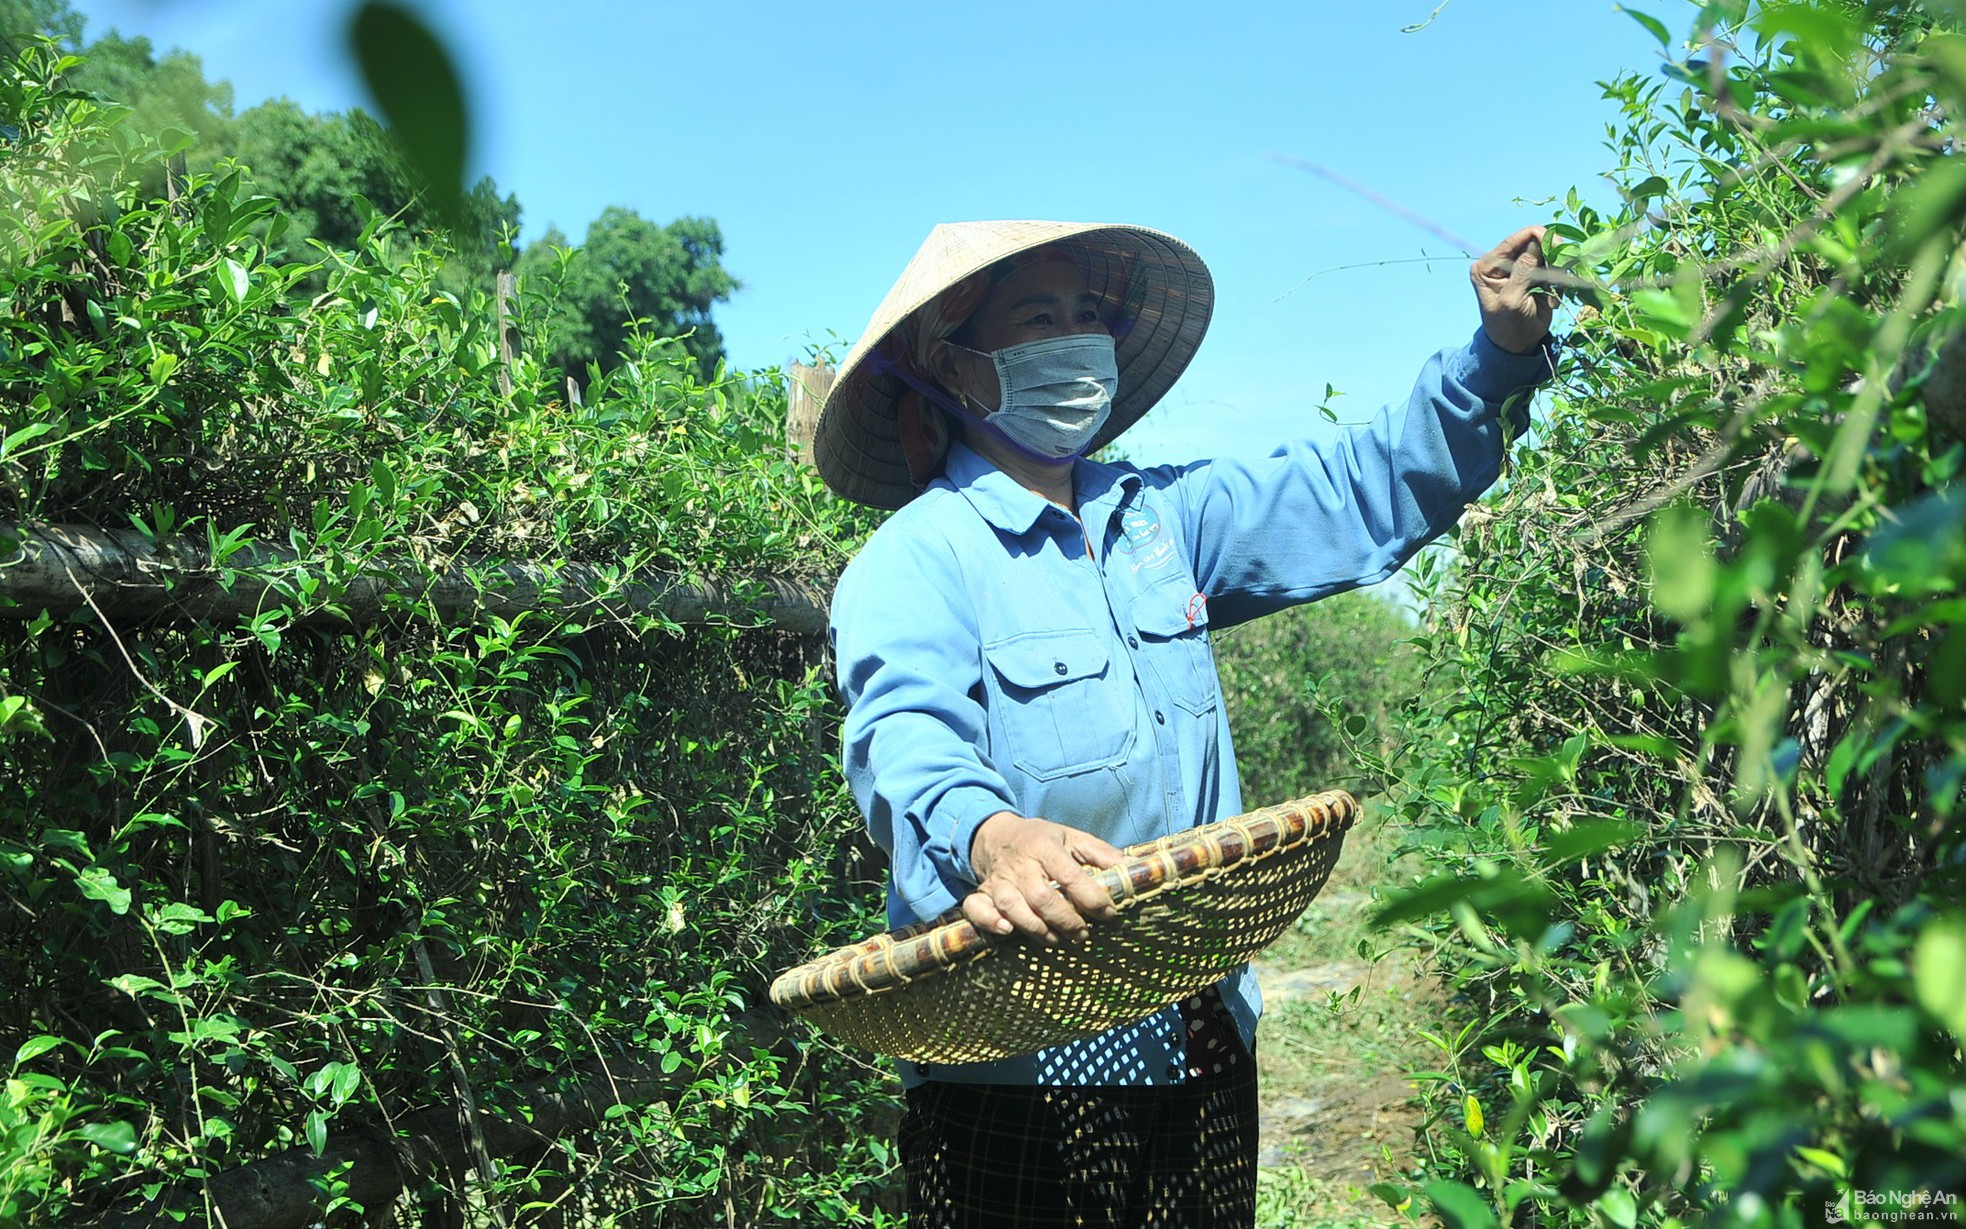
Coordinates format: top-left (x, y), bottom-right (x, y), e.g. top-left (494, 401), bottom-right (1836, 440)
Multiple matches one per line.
top-left (1368, 4), bottom-right (1966, 1226)
top-left (1, 41), bottom-right (894, 1225)
top-left (1215, 588), bottom-right (1426, 802)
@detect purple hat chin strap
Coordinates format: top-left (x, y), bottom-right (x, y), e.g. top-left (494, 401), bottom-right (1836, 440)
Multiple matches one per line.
top-left (870, 351), bottom-right (1080, 469)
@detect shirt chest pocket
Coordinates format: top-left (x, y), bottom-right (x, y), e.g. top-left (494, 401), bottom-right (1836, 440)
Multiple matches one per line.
top-left (1133, 588), bottom-right (1220, 718)
top-left (983, 629), bottom-right (1134, 781)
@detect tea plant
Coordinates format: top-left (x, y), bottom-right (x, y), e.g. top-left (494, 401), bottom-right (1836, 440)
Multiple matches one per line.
top-left (1367, 2), bottom-right (1966, 1225)
top-left (2, 41), bottom-right (893, 1226)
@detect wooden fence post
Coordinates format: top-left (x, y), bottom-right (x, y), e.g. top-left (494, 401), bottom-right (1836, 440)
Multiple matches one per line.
top-left (785, 363), bottom-right (833, 464)
top-left (494, 270), bottom-right (519, 398)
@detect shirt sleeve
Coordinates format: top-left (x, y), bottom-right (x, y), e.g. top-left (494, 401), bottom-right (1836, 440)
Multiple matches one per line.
top-left (1168, 329), bottom-right (1553, 628)
top-left (830, 520), bottom-right (1017, 907)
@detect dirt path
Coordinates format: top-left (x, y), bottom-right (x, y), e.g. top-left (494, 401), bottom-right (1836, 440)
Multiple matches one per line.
top-left (1253, 890), bottom-right (1427, 1194)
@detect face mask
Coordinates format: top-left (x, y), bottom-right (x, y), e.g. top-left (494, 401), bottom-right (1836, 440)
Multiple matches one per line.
top-left (951, 333), bottom-right (1118, 463)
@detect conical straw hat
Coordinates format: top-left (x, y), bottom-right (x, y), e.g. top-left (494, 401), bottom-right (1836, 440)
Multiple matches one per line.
top-left (813, 221), bottom-right (1214, 509)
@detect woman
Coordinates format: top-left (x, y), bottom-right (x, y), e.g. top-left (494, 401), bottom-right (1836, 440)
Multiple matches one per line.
top-left (814, 220), bottom-right (1554, 1226)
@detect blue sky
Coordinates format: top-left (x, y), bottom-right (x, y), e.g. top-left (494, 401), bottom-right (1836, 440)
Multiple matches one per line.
top-left (70, 0), bottom-right (1698, 464)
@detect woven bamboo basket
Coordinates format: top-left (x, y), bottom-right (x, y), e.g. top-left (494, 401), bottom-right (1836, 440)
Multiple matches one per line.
top-left (770, 790), bottom-right (1357, 1064)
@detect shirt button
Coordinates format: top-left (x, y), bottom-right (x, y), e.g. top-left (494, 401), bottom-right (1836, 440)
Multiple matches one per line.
top-left (1054, 661), bottom-right (1068, 675)
top-left (1155, 710), bottom-right (1166, 724)
top-left (1127, 635), bottom-right (1139, 649)
top-left (1165, 1062), bottom-right (1182, 1080)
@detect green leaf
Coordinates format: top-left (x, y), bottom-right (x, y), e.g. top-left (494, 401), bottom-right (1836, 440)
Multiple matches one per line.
top-left (348, 1), bottom-right (470, 227)
top-left (78, 1120), bottom-right (138, 1154)
top-left (1540, 820), bottom-right (1648, 867)
top-left (1630, 284), bottom-right (1698, 341)
top-left (1367, 1181), bottom-right (1412, 1210)
top-left (370, 457), bottom-right (397, 506)
top-left (305, 1108), bottom-right (328, 1156)
top-left (1627, 174), bottom-right (1671, 202)
top-left (1862, 488), bottom-right (1966, 597)
top-left (1619, 6), bottom-right (1673, 48)
top-left (109, 973), bottom-right (167, 999)
top-left (1891, 158), bottom-right (1966, 257)
top-left (1424, 1180), bottom-right (1499, 1229)
top-left (1795, 1146), bottom-right (1848, 1179)
top-left (150, 902), bottom-right (214, 936)
top-left (1602, 733), bottom-right (1681, 758)
top-left (1648, 505), bottom-right (1715, 622)
top-left (74, 866), bottom-right (132, 915)
top-left (1372, 865), bottom-right (1555, 938)
top-left (1, 421), bottom-right (53, 459)
top-left (1752, 2), bottom-right (1861, 58)
top-left (14, 1035), bottom-right (63, 1066)
top-left (1925, 32), bottom-right (1966, 113)
top-left (1914, 911), bottom-right (1966, 1046)
top-left (0, 694), bottom-right (48, 739)
top-left (331, 1061), bottom-right (361, 1103)
top-left (1597, 1187), bottom-right (1639, 1229)
top-left (221, 258), bottom-right (249, 305)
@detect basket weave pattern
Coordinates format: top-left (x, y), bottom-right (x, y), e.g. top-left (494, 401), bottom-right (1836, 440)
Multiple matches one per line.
top-left (770, 791), bottom-right (1357, 1064)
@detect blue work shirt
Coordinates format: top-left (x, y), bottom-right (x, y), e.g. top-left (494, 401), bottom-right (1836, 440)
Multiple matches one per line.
top-left (829, 330), bottom-right (1551, 1086)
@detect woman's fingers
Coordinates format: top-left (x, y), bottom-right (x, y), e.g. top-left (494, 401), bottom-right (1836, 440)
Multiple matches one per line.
top-left (966, 813), bottom-right (1126, 944)
top-left (963, 883), bottom-right (1057, 943)
top-left (964, 865), bottom-right (1110, 946)
top-left (1050, 851), bottom-right (1118, 924)
top-left (961, 889), bottom-right (1013, 937)
top-left (1068, 834), bottom-right (1125, 868)
top-left (997, 877), bottom-right (1062, 945)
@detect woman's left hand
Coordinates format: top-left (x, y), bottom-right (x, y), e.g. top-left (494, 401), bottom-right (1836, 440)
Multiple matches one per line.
top-left (1471, 226), bottom-right (1556, 355)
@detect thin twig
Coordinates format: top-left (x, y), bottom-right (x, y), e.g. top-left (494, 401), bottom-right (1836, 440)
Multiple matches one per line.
top-left (1572, 389), bottom-right (1774, 545)
top-left (64, 561), bottom-right (213, 749)
top-left (1273, 254), bottom-right (1456, 302)
top-left (1401, 0), bottom-right (1455, 33)
top-left (414, 938), bottom-right (512, 1228)
top-left (1267, 153), bottom-right (1480, 253)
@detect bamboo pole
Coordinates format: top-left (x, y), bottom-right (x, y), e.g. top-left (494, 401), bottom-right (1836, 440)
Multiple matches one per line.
top-left (0, 524), bottom-right (833, 635)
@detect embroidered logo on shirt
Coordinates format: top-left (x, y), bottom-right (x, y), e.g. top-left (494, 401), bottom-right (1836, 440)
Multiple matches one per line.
top-left (1116, 504), bottom-right (1177, 574)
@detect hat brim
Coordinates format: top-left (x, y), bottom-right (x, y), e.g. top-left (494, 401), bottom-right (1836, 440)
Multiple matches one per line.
top-left (814, 222), bottom-right (1214, 510)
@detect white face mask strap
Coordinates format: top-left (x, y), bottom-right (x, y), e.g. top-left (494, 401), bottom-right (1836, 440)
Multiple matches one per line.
top-left (872, 350), bottom-right (1075, 468)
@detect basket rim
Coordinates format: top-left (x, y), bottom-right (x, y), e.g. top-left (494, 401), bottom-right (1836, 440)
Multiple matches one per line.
top-left (769, 790), bottom-right (1358, 1012)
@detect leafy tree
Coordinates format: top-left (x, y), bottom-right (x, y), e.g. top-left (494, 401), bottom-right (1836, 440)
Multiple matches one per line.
top-left (9, 0), bottom-right (732, 374)
top-left (228, 97), bottom-right (519, 291)
top-left (65, 30), bottom-right (234, 150)
top-left (0, 0), bottom-right (79, 53)
top-left (517, 207), bottom-right (738, 377)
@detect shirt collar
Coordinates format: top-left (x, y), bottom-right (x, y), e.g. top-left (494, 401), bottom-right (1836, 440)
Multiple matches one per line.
top-left (942, 440), bottom-right (1055, 535)
top-left (942, 441), bottom-right (1145, 535)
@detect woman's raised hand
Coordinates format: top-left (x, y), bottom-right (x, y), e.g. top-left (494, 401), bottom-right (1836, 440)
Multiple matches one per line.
top-left (1471, 225), bottom-right (1556, 356)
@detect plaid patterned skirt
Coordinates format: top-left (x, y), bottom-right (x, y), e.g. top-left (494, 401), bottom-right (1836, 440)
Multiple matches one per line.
top-left (900, 995), bottom-right (1258, 1227)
